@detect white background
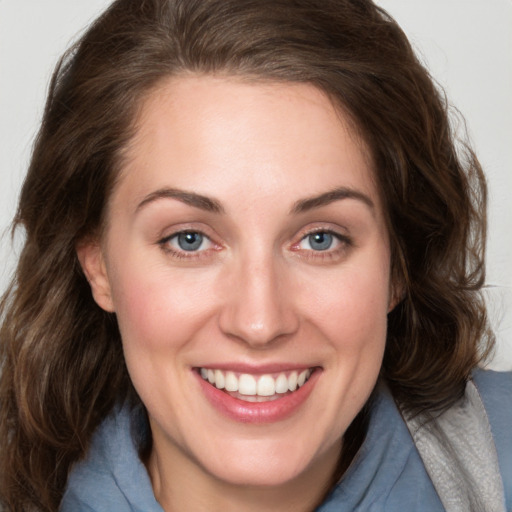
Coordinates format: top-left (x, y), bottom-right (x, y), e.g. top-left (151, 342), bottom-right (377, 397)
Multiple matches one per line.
top-left (1, 1), bottom-right (510, 369)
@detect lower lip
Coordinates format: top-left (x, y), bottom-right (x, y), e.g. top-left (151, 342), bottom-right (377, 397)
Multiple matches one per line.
top-left (195, 369), bottom-right (320, 424)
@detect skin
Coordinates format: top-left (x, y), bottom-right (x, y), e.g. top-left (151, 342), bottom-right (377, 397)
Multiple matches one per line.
top-left (78, 75), bottom-right (396, 511)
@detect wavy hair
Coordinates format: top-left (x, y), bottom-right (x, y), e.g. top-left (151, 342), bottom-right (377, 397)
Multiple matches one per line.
top-left (0, 0), bottom-right (493, 509)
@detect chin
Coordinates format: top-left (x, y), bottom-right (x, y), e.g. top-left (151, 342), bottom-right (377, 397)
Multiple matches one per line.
top-left (195, 436), bottom-right (336, 488)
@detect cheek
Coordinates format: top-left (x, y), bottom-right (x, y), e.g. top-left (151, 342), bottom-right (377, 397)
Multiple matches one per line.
top-left (107, 262), bottom-right (220, 412)
top-left (303, 259), bottom-right (390, 348)
top-left (108, 259), bottom-right (216, 356)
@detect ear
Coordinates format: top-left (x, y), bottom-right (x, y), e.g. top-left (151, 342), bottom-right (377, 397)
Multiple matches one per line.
top-left (76, 240), bottom-right (115, 312)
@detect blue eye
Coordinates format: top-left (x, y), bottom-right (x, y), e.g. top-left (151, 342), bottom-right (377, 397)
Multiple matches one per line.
top-left (305, 232), bottom-right (335, 251)
top-left (160, 231), bottom-right (212, 254)
top-left (158, 229), bottom-right (216, 259)
top-left (175, 232), bottom-right (204, 251)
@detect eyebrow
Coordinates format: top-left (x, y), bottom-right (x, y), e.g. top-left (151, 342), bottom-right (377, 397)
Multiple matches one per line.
top-left (291, 186), bottom-right (375, 214)
top-left (136, 188), bottom-right (225, 214)
top-left (136, 185), bottom-right (374, 216)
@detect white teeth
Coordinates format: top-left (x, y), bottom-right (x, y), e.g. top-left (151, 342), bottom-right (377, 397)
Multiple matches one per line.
top-left (257, 375), bottom-right (276, 396)
top-left (238, 374), bottom-right (257, 395)
top-left (214, 369), bottom-right (225, 390)
top-left (200, 368), bottom-right (313, 397)
top-left (225, 371), bottom-right (238, 392)
top-left (288, 371), bottom-right (298, 391)
top-left (275, 373), bottom-right (289, 394)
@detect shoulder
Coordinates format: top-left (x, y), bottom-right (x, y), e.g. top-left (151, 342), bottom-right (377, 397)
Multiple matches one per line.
top-left (472, 368), bottom-right (512, 508)
top-left (319, 372), bottom-right (512, 511)
top-left (61, 404), bottom-right (163, 512)
top-left (318, 383), bottom-right (444, 511)
top-left (472, 367), bottom-right (512, 406)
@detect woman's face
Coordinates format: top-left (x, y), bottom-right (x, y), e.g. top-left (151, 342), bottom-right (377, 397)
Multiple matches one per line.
top-left (82, 76), bottom-right (394, 492)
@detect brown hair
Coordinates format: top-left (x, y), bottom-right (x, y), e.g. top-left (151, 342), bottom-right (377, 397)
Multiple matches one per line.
top-left (0, 0), bottom-right (493, 509)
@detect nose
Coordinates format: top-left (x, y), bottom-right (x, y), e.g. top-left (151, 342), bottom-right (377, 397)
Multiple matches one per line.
top-left (218, 252), bottom-right (299, 347)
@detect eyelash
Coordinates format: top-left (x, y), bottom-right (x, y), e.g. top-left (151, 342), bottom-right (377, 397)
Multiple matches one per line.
top-left (157, 228), bottom-right (352, 262)
top-left (158, 230), bottom-right (218, 260)
top-left (291, 229), bottom-right (352, 262)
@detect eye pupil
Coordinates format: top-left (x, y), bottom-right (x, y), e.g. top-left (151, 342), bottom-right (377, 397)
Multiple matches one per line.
top-left (177, 232), bottom-right (203, 251)
top-left (309, 232), bottom-right (333, 251)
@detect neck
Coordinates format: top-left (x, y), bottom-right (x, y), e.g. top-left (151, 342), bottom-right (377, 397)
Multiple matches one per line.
top-left (147, 437), bottom-right (342, 512)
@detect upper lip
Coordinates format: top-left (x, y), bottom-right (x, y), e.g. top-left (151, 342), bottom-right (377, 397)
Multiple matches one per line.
top-left (194, 363), bottom-right (320, 375)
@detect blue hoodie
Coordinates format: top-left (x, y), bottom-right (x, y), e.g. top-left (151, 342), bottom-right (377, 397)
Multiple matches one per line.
top-left (61, 370), bottom-right (512, 511)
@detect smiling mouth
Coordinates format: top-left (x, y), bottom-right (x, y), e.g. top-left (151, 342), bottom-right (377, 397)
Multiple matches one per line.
top-left (198, 368), bottom-right (314, 402)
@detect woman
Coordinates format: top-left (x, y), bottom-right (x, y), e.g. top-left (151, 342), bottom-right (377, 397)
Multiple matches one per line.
top-left (0, 0), bottom-right (510, 510)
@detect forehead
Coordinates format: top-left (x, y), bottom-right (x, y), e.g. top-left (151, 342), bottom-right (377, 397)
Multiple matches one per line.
top-left (113, 75), bottom-right (381, 215)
